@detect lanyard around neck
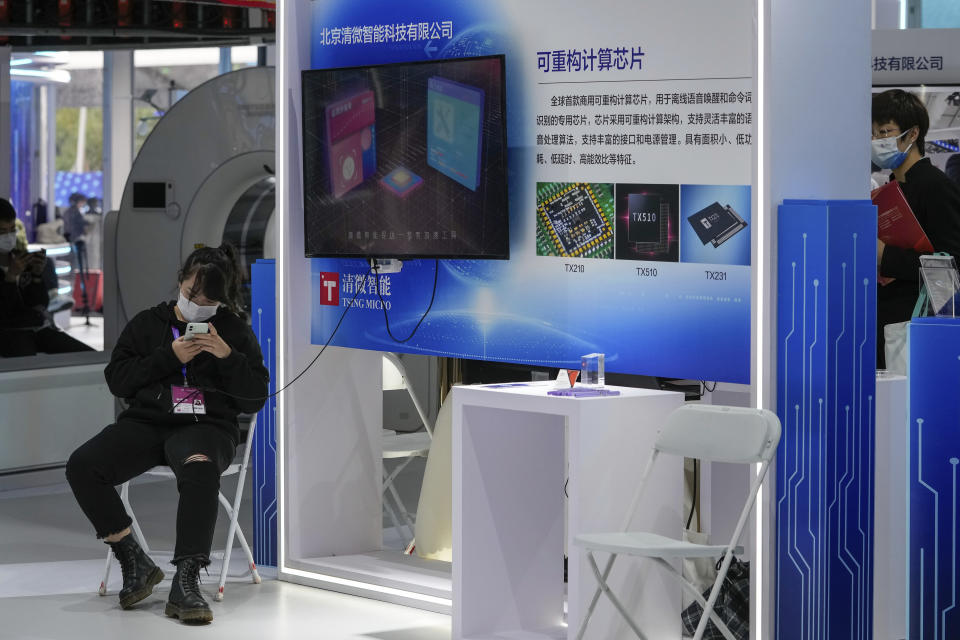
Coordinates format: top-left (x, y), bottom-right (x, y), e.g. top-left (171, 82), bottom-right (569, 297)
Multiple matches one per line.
top-left (170, 326), bottom-right (188, 384)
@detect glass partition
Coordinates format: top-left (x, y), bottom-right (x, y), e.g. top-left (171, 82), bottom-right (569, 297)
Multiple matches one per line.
top-left (3, 46), bottom-right (266, 369)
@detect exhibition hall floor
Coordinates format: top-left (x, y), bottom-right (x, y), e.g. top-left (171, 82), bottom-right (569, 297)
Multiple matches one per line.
top-left (0, 460), bottom-right (450, 639)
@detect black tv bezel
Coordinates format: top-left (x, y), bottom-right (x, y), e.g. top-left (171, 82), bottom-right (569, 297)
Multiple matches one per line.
top-left (300, 53), bottom-right (510, 261)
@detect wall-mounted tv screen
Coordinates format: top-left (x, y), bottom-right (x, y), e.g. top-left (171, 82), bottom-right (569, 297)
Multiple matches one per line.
top-left (301, 54), bottom-right (509, 260)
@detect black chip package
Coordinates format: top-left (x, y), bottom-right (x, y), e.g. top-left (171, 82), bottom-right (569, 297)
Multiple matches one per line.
top-left (627, 194), bottom-right (662, 244)
top-left (687, 201), bottom-right (748, 247)
top-left (539, 184), bottom-right (611, 257)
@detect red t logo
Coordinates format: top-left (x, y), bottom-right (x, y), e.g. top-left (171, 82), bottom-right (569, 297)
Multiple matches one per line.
top-left (319, 272), bottom-right (339, 306)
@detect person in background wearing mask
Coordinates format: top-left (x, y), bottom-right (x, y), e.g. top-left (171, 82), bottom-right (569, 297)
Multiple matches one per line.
top-left (63, 192), bottom-right (91, 313)
top-left (0, 199), bottom-right (92, 357)
top-left (872, 89), bottom-right (960, 368)
top-left (65, 244), bottom-right (268, 624)
top-left (87, 196), bottom-right (103, 216)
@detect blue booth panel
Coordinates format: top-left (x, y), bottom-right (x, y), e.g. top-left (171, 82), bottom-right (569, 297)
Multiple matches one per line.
top-left (776, 199), bottom-right (877, 640)
top-left (908, 318), bottom-right (960, 640)
top-left (251, 259), bottom-right (277, 567)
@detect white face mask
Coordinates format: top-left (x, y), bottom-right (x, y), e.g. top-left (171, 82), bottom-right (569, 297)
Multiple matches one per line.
top-left (0, 232), bottom-right (17, 253)
top-left (177, 291), bottom-right (219, 323)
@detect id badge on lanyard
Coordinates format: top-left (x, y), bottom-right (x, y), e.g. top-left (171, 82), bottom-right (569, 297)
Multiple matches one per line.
top-left (170, 326), bottom-right (206, 415)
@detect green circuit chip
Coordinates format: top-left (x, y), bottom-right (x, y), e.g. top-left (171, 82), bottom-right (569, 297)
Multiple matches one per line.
top-left (536, 183), bottom-right (614, 258)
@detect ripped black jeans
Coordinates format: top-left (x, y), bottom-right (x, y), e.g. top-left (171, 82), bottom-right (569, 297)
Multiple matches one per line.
top-left (66, 417), bottom-right (236, 565)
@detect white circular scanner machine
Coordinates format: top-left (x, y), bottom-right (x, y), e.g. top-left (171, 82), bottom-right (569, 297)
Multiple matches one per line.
top-left (104, 66), bottom-right (275, 348)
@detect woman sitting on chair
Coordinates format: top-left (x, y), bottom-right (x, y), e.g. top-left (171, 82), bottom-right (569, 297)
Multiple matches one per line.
top-left (66, 244), bottom-right (268, 624)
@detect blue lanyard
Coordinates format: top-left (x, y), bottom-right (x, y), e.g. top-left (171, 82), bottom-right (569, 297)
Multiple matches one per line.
top-left (170, 326), bottom-right (188, 384)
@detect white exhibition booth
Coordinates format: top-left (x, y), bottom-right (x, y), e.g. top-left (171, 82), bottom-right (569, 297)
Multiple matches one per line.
top-left (453, 384), bottom-right (683, 639)
top-left (273, 1), bottom-right (873, 639)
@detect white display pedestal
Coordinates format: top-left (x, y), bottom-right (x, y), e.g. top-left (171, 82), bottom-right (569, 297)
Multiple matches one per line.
top-left (452, 383), bottom-right (684, 640)
top-left (873, 371), bottom-right (907, 640)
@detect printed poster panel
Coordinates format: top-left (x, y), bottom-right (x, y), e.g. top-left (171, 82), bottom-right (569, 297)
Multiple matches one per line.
top-left (307, 0), bottom-right (754, 383)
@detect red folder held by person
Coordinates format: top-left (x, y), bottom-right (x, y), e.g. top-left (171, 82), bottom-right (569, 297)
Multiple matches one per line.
top-left (871, 180), bottom-right (935, 253)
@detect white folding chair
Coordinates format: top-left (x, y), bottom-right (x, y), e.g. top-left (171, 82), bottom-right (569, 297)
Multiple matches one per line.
top-left (381, 352), bottom-right (434, 545)
top-left (573, 404), bottom-right (781, 640)
top-left (99, 415), bottom-right (262, 602)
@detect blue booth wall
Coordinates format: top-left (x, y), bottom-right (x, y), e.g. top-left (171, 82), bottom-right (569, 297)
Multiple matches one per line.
top-left (251, 259), bottom-right (278, 567)
top-left (11, 81), bottom-right (33, 238)
top-left (908, 318), bottom-right (960, 640)
top-left (776, 200), bottom-right (877, 640)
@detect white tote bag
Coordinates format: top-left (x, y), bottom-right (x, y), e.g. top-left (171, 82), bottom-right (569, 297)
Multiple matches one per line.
top-left (883, 275), bottom-right (936, 376)
top-left (883, 321), bottom-right (909, 376)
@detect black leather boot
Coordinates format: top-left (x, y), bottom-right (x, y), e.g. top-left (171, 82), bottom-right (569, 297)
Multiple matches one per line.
top-left (107, 534), bottom-right (164, 609)
top-left (165, 557), bottom-right (213, 623)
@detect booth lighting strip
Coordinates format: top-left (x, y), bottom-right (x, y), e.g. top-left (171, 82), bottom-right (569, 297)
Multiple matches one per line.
top-left (282, 566), bottom-right (452, 608)
top-left (10, 68), bottom-right (71, 83)
top-left (753, 0), bottom-right (768, 636)
top-left (276, 0), bottom-right (290, 583)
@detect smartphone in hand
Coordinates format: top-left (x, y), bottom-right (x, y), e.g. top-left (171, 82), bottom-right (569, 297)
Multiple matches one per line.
top-left (26, 249), bottom-right (46, 274)
top-left (184, 322), bottom-right (209, 340)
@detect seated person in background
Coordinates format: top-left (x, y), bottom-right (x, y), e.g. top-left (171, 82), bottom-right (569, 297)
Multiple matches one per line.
top-left (872, 90), bottom-right (960, 368)
top-left (0, 198), bottom-right (93, 357)
top-left (15, 216), bottom-right (73, 315)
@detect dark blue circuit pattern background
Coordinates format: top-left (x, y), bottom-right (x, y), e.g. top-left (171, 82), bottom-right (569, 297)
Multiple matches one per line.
top-left (776, 200), bottom-right (877, 640)
top-left (908, 318), bottom-right (960, 640)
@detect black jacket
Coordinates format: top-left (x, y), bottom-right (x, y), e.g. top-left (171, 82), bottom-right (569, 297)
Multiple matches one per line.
top-left (879, 157), bottom-right (960, 326)
top-left (0, 260), bottom-right (49, 329)
top-left (104, 301), bottom-right (269, 443)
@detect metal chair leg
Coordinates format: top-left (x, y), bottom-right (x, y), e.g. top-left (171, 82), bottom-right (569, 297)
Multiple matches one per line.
top-left (233, 527), bottom-right (261, 584)
top-left (215, 490), bottom-right (239, 602)
top-left (383, 456), bottom-right (416, 487)
top-left (214, 491), bottom-right (262, 601)
top-left (574, 553), bottom-right (617, 640)
top-left (382, 464), bottom-right (415, 543)
top-left (385, 475), bottom-right (416, 538)
top-left (99, 549), bottom-right (112, 596)
top-left (225, 422), bottom-right (261, 590)
top-left (692, 549), bottom-right (739, 640)
top-left (584, 550), bottom-right (649, 640)
top-left (381, 478), bottom-right (408, 543)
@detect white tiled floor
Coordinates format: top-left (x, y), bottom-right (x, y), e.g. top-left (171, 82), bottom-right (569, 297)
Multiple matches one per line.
top-left (64, 313), bottom-right (104, 351)
top-left (0, 580), bottom-right (452, 640)
top-left (0, 470), bottom-right (451, 639)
